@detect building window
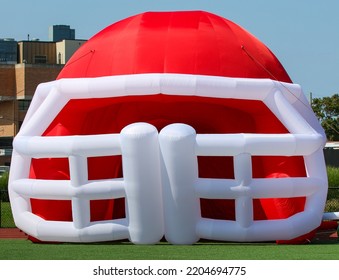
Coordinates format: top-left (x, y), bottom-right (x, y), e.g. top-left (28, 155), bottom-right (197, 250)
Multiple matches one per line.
top-left (18, 100), bottom-right (31, 111)
top-left (34, 55), bottom-right (47, 64)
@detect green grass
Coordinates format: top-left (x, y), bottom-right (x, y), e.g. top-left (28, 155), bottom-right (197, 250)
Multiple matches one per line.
top-left (328, 166), bottom-right (339, 188)
top-left (0, 239), bottom-right (338, 260)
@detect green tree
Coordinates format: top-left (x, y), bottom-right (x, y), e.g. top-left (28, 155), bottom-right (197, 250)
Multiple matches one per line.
top-left (311, 94), bottom-right (339, 141)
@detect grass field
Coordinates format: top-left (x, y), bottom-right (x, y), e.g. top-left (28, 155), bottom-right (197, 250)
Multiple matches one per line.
top-left (0, 239), bottom-right (338, 260)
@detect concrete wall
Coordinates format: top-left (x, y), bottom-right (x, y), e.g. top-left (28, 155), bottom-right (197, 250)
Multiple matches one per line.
top-left (56, 39), bottom-right (86, 64)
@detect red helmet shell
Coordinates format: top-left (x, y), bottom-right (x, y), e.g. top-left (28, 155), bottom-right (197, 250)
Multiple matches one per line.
top-left (58, 11), bottom-right (291, 82)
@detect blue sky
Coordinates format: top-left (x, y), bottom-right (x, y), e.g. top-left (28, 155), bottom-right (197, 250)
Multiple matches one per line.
top-left (1, 0), bottom-right (339, 98)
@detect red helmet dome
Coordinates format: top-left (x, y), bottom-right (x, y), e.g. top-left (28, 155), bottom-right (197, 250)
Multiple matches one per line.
top-left (58, 11), bottom-right (291, 82)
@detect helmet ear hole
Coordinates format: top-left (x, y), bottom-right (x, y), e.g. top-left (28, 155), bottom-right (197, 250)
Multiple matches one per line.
top-left (252, 156), bottom-right (307, 221)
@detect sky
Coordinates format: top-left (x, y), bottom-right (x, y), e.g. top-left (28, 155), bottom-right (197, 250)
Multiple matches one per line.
top-left (1, 0), bottom-right (339, 98)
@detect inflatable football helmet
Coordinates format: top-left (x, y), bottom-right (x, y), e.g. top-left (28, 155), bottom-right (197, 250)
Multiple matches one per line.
top-left (9, 11), bottom-right (327, 244)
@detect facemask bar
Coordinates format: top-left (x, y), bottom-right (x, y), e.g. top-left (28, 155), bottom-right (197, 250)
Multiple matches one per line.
top-left (9, 73), bottom-right (327, 243)
top-left (160, 123), bottom-right (326, 243)
top-left (10, 123), bottom-right (164, 243)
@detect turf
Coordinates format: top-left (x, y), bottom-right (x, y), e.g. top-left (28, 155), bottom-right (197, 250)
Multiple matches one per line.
top-left (0, 239), bottom-right (338, 260)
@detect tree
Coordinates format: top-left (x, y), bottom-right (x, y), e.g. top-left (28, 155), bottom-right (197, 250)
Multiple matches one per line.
top-left (311, 94), bottom-right (339, 141)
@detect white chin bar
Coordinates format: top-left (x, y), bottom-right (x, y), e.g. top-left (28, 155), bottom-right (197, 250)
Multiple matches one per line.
top-left (9, 74), bottom-right (328, 243)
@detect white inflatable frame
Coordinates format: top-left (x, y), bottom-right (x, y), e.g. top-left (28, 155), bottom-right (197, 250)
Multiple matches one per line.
top-left (9, 73), bottom-right (328, 243)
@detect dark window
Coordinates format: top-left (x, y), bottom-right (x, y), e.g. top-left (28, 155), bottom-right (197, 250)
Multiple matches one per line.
top-left (18, 100), bottom-right (31, 111)
top-left (34, 55), bottom-right (47, 64)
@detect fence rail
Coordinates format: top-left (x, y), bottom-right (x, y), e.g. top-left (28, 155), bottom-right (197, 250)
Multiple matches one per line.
top-left (1, 188), bottom-right (339, 228)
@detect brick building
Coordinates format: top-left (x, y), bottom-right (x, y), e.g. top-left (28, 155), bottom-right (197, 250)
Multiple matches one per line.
top-left (0, 38), bottom-right (86, 166)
